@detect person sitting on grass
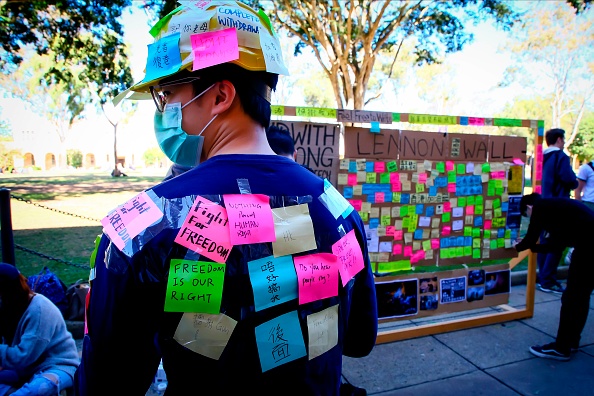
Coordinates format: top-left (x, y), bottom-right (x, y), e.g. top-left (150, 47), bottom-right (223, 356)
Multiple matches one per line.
top-left (0, 263), bottom-right (79, 396)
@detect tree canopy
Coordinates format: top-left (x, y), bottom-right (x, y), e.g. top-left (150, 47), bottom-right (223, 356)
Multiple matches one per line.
top-left (0, 0), bottom-right (133, 103)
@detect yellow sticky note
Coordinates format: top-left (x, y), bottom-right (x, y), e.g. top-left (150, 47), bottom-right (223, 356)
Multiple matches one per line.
top-left (173, 312), bottom-right (237, 360)
top-left (271, 204), bottom-right (317, 257)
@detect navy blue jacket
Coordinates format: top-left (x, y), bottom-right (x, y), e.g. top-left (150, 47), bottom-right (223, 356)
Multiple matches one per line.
top-left (75, 154), bottom-right (378, 396)
top-left (541, 148), bottom-right (577, 198)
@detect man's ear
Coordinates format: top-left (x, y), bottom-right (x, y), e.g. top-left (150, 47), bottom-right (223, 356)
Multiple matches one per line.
top-left (212, 80), bottom-right (236, 114)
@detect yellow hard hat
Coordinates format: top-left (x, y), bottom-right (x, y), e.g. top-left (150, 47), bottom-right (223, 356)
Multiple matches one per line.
top-left (129, 0), bottom-right (288, 93)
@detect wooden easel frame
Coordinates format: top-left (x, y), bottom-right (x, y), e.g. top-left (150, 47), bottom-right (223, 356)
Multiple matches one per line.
top-left (271, 105), bottom-right (543, 343)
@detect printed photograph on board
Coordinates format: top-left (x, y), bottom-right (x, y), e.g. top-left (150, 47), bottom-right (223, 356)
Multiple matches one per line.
top-left (376, 279), bottom-right (419, 318)
top-left (420, 294), bottom-right (439, 311)
top-left (467, 286), bottom-right (485, 302)
top-left (468, 269), bottom-right (485, 286)
top-left (419, 277), bottom-right (438, 294)
top-left (485, 270), bottom-right (511, 295)
top-left (440, 276), bottom-right (466, 304)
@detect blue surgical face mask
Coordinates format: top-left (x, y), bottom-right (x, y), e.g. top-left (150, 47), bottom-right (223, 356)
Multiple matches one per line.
top-left (153, 84), bottom-right (217, 167)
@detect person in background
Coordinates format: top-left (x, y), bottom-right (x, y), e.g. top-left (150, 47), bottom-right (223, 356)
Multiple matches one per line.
top-left (76, 2), bottom-right (377, 395)
top-left (537, 128), bottom-right (577, 294)
top-left (515, 193), bottom-right (594, 361)
top-left (0, 263), bottom-right (79, 396)
top-left (574, 159), bottom-right (594, 212)
top-left (266, 125), bottom-right (297, 160)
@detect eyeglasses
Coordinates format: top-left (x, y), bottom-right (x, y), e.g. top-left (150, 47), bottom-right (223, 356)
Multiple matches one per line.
top-left (150, 77), bottom-right (200, 112)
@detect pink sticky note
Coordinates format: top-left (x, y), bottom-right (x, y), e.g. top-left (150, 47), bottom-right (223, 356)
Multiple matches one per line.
top-left (392, 182), bottom-right (402, 192)
top-left (469, 117), bottom-right (485, 126)
top-left (374, 161), bottom-right (386, 173)
top-left (332, 230), bottom-right (365, 287)
top-left (418, 173), bottom-right (427, 183)
top-left (513, 158), bottom-right (524, 165)
top-left (393, 230), bottom-right (403, 241)
top-left (191, 28), bottom-right (239, 71)
top-left (348, 173), bottom-right (358, 186)
top-left (410, 252), bottom-right (420, 264)
top-left (349, 199), bottom-right (363, 211)
top-left (484, 220), bottom-right (492, 229)
top-left (223, 194), bottom-right (275, 245)
top-left (431, 239), bottom-right (440, 249)
top-left (386, 226), bottom-right (395, 236)
top-left (174, 196), bottom-right (232, 263)
top-left (446, 161), bottom-right (454, 171)
top-left (535, 169), bottom-right (542, 181)
top-left (443, 202), bottom-right (452, 212)
top-left (536, 144), bottom-right (543, 155)
top-left (466, 206), bottom-right (475, 215)
top-left (393, 243), bottom-right (403, 255)
top-left (447, 183), bottom-right (456, 193)
top-left (534, 185), bottom-right (542, 194)
top-left (442, 226), bottom-right (451, 236)
top-left (375, 192), bottom-right (385, 203)
top-left (101, 191), bottom-right (163, 252)
top-left (418, 250), bottom-right (426, 260)
top-left (404, 246), bottom-right (413, 257)
top-left (390, 173), bottom-right (400, 183)
top-left (294, 253), bottom-right (339, 304)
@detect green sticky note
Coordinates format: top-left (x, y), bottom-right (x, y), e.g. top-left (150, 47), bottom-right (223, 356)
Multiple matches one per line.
top-left (380, 172), bottom-right (391, 183)
top-left (490, 240), bottom-right (498, 250)
top-left (89, 235), bottom-right (102, 269)
top-left (476, 196), bottom-right (484, 205)
top-left (392, 192), bottom-right (401, 203)
top-left (401, 206), bottom-right (409, 216)
top-left (505, 230), bottom-right (511, 238)
top-left (422, 239), bottom-right (432, 251)
top-left (495, 179), bottom-right (503, 189)
top-left (360, 211), bottom-right (369, 221)
top-left (271, 105), bottom-right (285, 116)
top-left (495, 187), bottom-right (504, 196)
top-left (475, 205), bottom-right (484, 215)
top-left (497, 238), bottom-right (505, 248)
top-left (472, 228), bottom-right (481, 238)
top-left (386, 161), bottom-right (398, 172)
top-left (463, 227), bottom-right (471, 236)
top-left (472, 249), bottom-right (480, 259)
top-left (440, 248), bottom-right (448, 259)
top-left (442, 212), bottom-right (451, 222)
top-left (493, 198), bottom-right (501, 208)
top-left (378, 260), bottom-right (411, 273)
top-left (458, 197), bottom-right (467, 207)
top-left (448, 171), bottom-right (456, 183)
top-left (464, 246), bottom-right (472, 256)
top-left (473, 238), bottom-right (481, 248)
top-left (381, 215), bottom-right (391, 226)
top-left (484, 230), bottom-right (491, 239)
top-left (436, 162), bottom-right (445, 173)
top-left (487, 187), bottom-right (495, 196)
top-left (455, 247), bottom-right (464, 257)
top-left (457, 163), bottom-right (465, 174)
top-left (392, 113), bottom-right (401, 123)
top-left (494, 208), bottom-right (502, 218)
top-left (416, 184), bottom-right (425, 193)
top-left (402, 217), bottom-right (410, 228)
top-left (482, 163), bottom-right (490, 173)
top-left (366, 172), bottom-right (377, 183)
top-left (467, 196), bottom-right (475, 206)
top-left (165, 259), bottom-right (226, 313)
top-left (494, 118), bottom-right (523, 127)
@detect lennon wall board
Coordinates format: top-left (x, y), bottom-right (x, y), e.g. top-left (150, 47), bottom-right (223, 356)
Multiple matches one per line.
top-left (270, 121), bottom-right (341, 186)
top-left (338, 127), bottom-right (527, 274)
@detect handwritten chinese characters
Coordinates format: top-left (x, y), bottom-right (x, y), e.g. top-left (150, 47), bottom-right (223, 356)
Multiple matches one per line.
top-left (165, 259), bottom-right (225, 313)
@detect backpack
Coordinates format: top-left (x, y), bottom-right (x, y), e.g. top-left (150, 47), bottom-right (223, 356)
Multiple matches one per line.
top-left (64, 279), bottom-right (90, 321)
top-left (27, 267), bottom-right (68, 316)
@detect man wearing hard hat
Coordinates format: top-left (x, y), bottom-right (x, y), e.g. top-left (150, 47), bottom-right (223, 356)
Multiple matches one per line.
top-left (75, 2), bottom-right (377, 395)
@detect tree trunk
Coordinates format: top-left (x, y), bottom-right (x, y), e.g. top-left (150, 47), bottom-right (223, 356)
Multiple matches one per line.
top-left (112, 123), bottom-right (121, 177)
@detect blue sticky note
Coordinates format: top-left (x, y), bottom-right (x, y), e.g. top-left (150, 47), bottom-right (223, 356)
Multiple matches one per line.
top-left (460, 116), bottom-right (469, 125)
top-left (367, 194), bottom-right (375, 204)
top-left (143, 32), bottom-right (182, 83)
top-left (248, 255), bottom-right (298, 312)
top-left (348, 161), bottom-right (357, 172)
top-left (401, 194), bottom-right (410, 204)
top-left (414, 229), bottom-right (424, 239)
top-left (456, 236), bottom-right (465, 247)
top-left (255, 311), bottom-right (306, 372)
top-left (501, 202), bottom-right (509, 212)
top-left (369, 218), bottom-right (380, 229)
top-left (441, 238), bottom-right (449, 248)
top-left (425, 206), bottom-right (435, 217)
top-left (465, 237), bottom-right (472, 246)
top-left (538, 127), bottom-right (544, 136)
top-left (429, 186), bottom-right (437, 197)
top-left (343, 187), bottom-right (353, 199)
top-left (474, 216), bottom-right (483, 227)
top-left (370, 121), bottom-right (381, 133)
top-left (497, 228), bottom-right (505, 238)
top-left (415, 204), bottom-right (424, 215)
top-left (366, 161), bottom-right (375, 172)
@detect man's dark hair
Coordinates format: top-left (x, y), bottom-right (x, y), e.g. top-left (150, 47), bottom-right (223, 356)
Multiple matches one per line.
top-left (266, 125), bottom-right (295, 157)
top-left (545, 128), bottom-right (565, 146)
top-left (520, 193), bottom-right (541, 216)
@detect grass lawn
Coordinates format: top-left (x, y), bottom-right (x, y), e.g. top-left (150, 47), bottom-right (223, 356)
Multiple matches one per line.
top-left (1, 170), bottom-right (164, 285)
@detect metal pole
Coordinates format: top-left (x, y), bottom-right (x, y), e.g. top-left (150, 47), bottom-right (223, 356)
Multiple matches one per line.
top-left (0, 188), bottom-right (16, 265)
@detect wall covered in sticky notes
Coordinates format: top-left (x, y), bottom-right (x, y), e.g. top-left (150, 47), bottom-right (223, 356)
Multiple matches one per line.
top-left (338, 127), bottom-right (527, 273)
